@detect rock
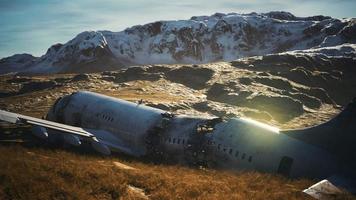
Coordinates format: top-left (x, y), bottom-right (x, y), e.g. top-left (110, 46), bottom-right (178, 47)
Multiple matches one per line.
top-left (304, 87), bottom-right (334, 104)
top-left (165, 66), bottom-right (215, 90)
top-left (247, 94), bottom-right (304, 122)
top-left (114, 66), bottom-right (162, 83)
top-left (238, 77), bottom-right (253, 85)
top-left (101, 75), bottom-right (116, 82)
top-left (207, 83), bottom-right (251, 105)
top-left (101, 71), bottom-right (121, 76)
top-left (120, 83), bottom-right (131, 87)
top-left (6, 76), bottom-right (31, 83)
top-left (145, 65), bottom-right (171, 73)
top-left (19, 81), bottom-right (61, 94)
top-left (54, 77), bottom-right (71, 83)
top-left (290, 93), bottom-right (322, 109)
top-left (340, 19), bottom-right (356, 41)
top-left (71, 73), bottom-right (90, 82)
top-left (206, 83), bottom-right (227, 99)
top-left (281, 67), bottom-right (312, 85)
top-left (253, 76), bottom-right (293, 91)
top-left (124, 66), bottom-right (146, 76)
top-left (145, 103), bottom-right (170, 110)
top-left (323, 20), bottom-right (345, 35)
top-left (193, 101), bottom-right (210, 112)
top-left (172, 102), bottom-right (191, 110)
top-left (264, 11), bottom-right (297, 20)
top-left (210, 109), bottom-right (229, 118)
top-left (303, 23), bottom-right (323, 37)
top-left (256, 72), bottom-right (270, 77)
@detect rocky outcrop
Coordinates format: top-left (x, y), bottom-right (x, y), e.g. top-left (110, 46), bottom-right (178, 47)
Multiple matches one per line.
top-left (246, 95), bottom-right (304, 122)
top-left (165, 66), bottom-right (215, 90)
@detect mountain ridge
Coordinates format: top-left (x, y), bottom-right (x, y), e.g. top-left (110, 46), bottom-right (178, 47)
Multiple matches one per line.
top-left (1, 11), bottom-right (355, 74)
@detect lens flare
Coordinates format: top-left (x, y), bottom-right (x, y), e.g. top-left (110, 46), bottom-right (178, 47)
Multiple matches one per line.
top-left (240, 117), bottom-right (280, 133)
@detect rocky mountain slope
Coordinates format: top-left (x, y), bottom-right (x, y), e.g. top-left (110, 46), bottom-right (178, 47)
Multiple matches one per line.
top-left (1, 11), bottom-right (355, 74)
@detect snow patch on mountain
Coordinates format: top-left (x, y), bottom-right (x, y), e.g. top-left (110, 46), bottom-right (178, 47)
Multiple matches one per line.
top-left (286, 43), bottom-right (356, 58)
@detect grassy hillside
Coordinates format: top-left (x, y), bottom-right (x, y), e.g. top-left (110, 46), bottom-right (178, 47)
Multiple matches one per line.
top-left (0, 136), bottom-right (315, 200)
top-left (1, 59), bottom-right (356, 199)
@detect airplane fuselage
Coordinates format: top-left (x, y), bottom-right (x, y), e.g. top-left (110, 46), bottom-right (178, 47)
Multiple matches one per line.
top-left (46, 91), bottom-right (339, 178)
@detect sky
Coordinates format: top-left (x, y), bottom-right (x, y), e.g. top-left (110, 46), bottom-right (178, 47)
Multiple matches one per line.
top-left (0, 0), bottom-right (355, 58)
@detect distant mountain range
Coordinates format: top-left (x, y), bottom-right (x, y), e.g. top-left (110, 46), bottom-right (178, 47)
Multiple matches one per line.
top-left (1, 11), bottom-right (355, 74)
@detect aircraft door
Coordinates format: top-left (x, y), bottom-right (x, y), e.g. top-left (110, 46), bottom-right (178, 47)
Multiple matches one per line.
top-left (277, 156), bottom-right (293, 176)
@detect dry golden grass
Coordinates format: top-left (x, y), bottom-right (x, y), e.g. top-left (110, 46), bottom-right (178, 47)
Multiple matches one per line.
top-left (0, 143), bottom-right (317, 200)
top-left (0, 125), bottom-right (319, 199)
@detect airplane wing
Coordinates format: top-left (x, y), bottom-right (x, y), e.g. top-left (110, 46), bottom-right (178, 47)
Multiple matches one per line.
top-left (303, 175), bottom-right (356, 199)
top-left (0, 109), bottom-right (95, 139)
top-left (0, 109), bottom-right (138, 156)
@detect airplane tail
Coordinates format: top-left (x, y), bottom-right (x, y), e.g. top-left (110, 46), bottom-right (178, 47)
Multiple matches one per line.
top-left (282, 98), bottom-right (356, 169)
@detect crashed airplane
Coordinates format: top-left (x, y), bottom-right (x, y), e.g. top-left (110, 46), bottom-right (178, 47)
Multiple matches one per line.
top-left (0, 91), bottom-right (355, 198)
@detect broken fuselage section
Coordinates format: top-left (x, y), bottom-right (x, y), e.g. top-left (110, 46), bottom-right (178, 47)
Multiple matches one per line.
top-left (45, 91), bottom-right (338, 178)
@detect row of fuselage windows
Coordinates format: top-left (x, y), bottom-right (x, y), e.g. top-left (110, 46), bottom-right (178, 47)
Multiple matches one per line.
top-left (96, 113), bottom-right (114, 123)
top-left (164, 137), bottom-right (252, 163)
top-left (217, 144), bottom-right (253, 163)
top-left (164, 137), bottom-right (186, 145)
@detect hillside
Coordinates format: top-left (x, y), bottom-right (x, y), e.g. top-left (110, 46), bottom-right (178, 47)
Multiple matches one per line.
top-left (0, 136), bottom-right (317, 200)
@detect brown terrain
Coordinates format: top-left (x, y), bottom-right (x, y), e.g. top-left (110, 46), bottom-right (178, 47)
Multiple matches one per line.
top-left (0, 53), bottom-right (356, 199)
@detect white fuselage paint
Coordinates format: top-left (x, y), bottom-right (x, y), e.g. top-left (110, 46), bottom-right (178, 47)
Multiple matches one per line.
top-left (46, 91), bottom-right (338, 179)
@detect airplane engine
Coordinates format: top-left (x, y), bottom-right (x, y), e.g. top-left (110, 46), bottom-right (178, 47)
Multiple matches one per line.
top-left (31, 125), bottom-right (48, 139)
top-left (91, 140), bottom-right (111, 155)
top-left (63, 135), bottom-right (81, 146)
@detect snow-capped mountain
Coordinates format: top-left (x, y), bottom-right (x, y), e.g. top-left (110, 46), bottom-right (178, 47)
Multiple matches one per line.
top-left (1, 11), bottom-right (355, 74)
